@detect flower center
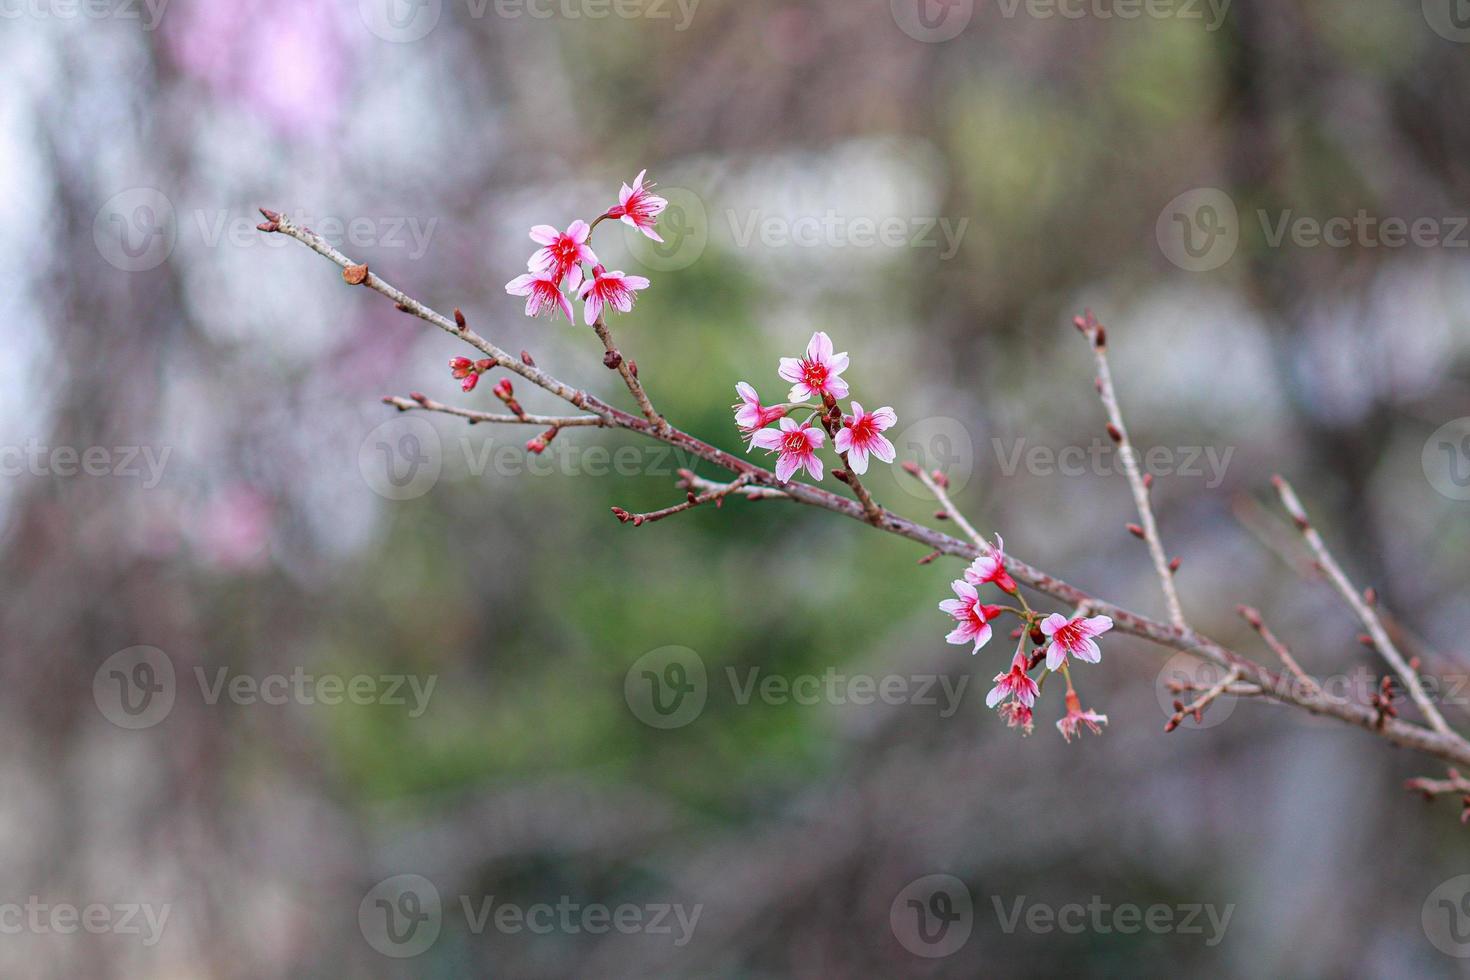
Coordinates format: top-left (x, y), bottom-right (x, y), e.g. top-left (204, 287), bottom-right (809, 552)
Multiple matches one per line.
top-left (1055, 621), bottom-right (1084, 648)
top-left (849, 416), bottom-right (874, 442)
top-left (801, 360), bottom-right (828, 390)
top-left (782, 431), bottom-right (809, 454)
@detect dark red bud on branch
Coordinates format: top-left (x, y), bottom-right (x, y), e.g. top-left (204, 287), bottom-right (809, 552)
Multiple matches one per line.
top-left (1363, 587), bottom-right (1377, 606)
top-left (902, 461), bottom-right (921, 477)
top-left (1143, 473), bottom-right (1154, 490)
top-left (1094, 326), bottom-right (1107, 348)
top-left (521, 351), bottom-right (535, 367)
top-left (343, 263), bottom-right (369, 285)
top-left (604, 350), bottom-right (623, 370)
top-left (454, 308), bottom-right (467, 330)
top-left (1127, 523), bottom-right (1145, 539)
top-left (1106, 424), bottom-right (1123, 443)
top-left (628, 360), bottom-right (638, 378)
top-left (1169, 557), bottom-right (1182, 573)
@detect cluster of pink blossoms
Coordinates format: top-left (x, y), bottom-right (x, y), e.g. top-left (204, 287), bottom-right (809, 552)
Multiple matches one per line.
top-left (735, 332), bottom-right (897, 484)
top-left (503, 171), bottom-right (665, 326)
top-left (939, 534), bottom-right (1115, 740)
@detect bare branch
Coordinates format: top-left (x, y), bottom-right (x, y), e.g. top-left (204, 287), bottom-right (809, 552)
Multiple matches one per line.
top-left (1076, 311), bottom-right (1186, 630)
top-left (384, 395), bottom-right (607, 427)
top-left (1273, 476), bottom-right (1455, 739)
top-left (1236, 605), bottom-right (1320, 696)
top-left (1165, 666), bottom-right (1242, 732)
top-left (613, 474), bottom-right (754, 527)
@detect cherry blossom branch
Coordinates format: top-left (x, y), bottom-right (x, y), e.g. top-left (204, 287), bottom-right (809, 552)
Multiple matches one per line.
top-left (1075, 311), bottom-right (1185, 630)
top-left (261, 214), bottom-right (1470, 773)
top-left (1273, 476), bottom-right (1454, 739)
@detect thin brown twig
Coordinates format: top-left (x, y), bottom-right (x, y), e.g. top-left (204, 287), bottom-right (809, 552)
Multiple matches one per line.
top-left (613, 474), bottom-right (754, 527)
top-left (910, 467), bottom-right (992, 555)
top-left (1076, 311), bottom-right (1185, 630)
top-left (1273, 476), bottom-right (1455, 739)
top-left (590, 314), bottom-right (667, 433)
top-left (1165, 667), bottom-right (1242, 732)
top-left (1236, 605), bottom-right (1320, 695)
top-left (1405, 771), bottom-right (1470, 799)
top-left (384, 395), bottom-right (606, 427)
top-left (263, 215), bottom-right (1470, 771)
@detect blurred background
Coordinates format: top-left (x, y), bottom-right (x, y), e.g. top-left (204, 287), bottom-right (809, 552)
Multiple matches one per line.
top-left (5, 0), bottom-right (1470, 975)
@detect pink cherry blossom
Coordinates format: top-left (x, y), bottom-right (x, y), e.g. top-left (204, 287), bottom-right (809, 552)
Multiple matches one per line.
top-left (750, 417), bottom-right (826, 483)
top-left (607, 169), bottom-right (668, 242)
top-left (833, 402), bottom-right (896, 475)
top-left (964, 535), bottom-right (1017, 594)
top-left (1056, 689), bottom-right (1109, 742)
top-left (733, 383), bottom-right (787, 447)
top-left (505, 270), bottom-right (574, 322)
top-left (998, 699), bottom-right (1034, 735)
top-left (1041, 613), bottom-right (1114, 671)
top-left (938, 580), bottom-right (1002, 653)
top-left (777, 331), bottom-right (850, 403)
top-left (986, 649), bottom-right (1040, 709)
top-left (578, 266), bottom-right (651, 325)
top-left (527, 220), bottom-right (597, 291)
